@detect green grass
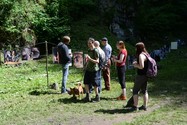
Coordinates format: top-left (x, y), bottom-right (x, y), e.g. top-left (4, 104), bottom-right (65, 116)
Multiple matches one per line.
top-left (0, 46), bottom-right (187, 125)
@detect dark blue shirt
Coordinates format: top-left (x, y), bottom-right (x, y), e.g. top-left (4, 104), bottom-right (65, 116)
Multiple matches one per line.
top-left (57, 42), bottom-right (71, 64)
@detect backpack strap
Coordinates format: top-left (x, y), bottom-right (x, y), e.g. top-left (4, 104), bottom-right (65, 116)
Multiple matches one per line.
top-left (142, 52), bottom-right (151, 60)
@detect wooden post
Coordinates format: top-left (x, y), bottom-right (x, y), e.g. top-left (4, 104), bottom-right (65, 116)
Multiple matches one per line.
top-left (0, 50), bottom-right (1, 66)
top-left (45, 41), bottom-right (49, 87)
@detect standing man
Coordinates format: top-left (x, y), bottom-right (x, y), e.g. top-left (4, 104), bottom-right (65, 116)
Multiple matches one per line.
top-left (57, 36), bottom-right (72, 94)
top-left (84, 38), bottom-right (100, 102)
top-left (94, 41), bottom-right (105, 93)
top-left (101, 37), bottom-right (112, 90)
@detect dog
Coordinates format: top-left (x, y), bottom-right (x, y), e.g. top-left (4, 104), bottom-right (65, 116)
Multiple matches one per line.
top-left (67, 82), bottom-right (84, 100)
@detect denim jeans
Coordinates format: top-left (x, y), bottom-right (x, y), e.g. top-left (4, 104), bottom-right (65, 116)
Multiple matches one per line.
top-left (61, 63), bottom-right (70, 93)
top-left (87, 70), bottom-right (101, 93)
top-left (98, 69), bottom-right (102, 93)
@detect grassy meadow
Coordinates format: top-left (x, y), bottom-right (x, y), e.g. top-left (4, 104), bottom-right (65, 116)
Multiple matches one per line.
top-left (0, 45), bottom-right (187, 125)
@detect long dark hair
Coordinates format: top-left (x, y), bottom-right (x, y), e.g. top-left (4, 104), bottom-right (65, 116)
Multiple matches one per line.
top-left (135, 42), bottom-right (148, 58)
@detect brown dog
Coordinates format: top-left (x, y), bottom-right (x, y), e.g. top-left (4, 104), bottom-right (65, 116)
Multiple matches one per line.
top-left (67, 83), bottom-right (84, 99)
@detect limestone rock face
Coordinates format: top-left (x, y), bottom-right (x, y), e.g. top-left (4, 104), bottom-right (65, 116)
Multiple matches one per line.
top-left (99, 0), bottom-right (139, 40)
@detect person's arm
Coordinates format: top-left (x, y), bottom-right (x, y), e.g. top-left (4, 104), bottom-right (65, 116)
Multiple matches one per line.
top-left (64, 46), bottom-right (71, 61)
top-left (108, 46), bottom-right (112, 59)
top-left (87, 56), bottom-right (99, 64)
top-left (114, 54), bottom-right (124, 63)
top-left (133, 54), bottom-right (146, 69)
top-left (87, 50), bottom-right (99, 64)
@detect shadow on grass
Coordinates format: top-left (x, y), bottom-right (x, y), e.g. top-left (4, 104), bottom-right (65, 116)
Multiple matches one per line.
top-left (95, 108), bottom-right (135, 114)
top-left (29, 90), bottom-right (60, 96)
top-left (100, 97), bottom-right (117, 101)
top-left (58, 97), bottom-right (86, 104)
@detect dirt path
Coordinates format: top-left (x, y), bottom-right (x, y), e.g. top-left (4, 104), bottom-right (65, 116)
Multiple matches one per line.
top-left (60, 100), bottom-right (170, 125)
top-left (32, 95), bottom-right (187, 125)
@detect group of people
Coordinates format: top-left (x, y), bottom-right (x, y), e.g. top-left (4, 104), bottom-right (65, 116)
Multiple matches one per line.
top-left (4, 47), bottom-right (40, 63)
top-left (4, 50), bottom-right (20, 62)
top-left (57, 35), bottom-right (150, 111)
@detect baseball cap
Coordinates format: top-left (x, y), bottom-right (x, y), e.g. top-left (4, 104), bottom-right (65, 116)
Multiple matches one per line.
top-left (101, 37), bottom-right (108, 41)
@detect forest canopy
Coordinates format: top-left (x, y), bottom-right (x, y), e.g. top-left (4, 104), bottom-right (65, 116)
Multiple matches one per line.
top-left (0, 0), bottom-right (186, 48)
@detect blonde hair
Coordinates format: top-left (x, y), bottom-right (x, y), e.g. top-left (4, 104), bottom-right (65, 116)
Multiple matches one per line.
top-left (62, 36), bottom-right (70, 44)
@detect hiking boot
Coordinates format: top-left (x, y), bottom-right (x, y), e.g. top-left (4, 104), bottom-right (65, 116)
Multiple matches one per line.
top-left (83, 93), bottom-right (91, 102)
top-left (92, 95), bottom-right (100, 102)
top-left (117, 94), bottom-right (127, 100)
top-left (139, 105), bottom-right (147, 111)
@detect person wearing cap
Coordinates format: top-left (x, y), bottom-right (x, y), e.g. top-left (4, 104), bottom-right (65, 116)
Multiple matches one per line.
top-left (57, 36), bottom-right (72, 94)
top-left (101, 37), bottom-right (112, 90)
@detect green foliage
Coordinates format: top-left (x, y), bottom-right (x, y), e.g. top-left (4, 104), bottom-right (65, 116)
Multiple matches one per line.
top-left (62, 0), bottom-right (96, 21)
top-left (0, 0), bottom-right (70, 46)
top-left (1, 0), bottom-right (187, 49)
top-left (134, 0), bottom-right (187, 44)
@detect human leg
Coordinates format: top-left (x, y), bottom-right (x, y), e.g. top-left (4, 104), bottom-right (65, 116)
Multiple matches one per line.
top-left (98, 69), bottom-right (102, 93)
top-left (138, 92), bottom-right (148, 111)
top-left (143, 92), bottom-right (148, 107)
top-left (102, 68), bottom-right (110, 90)
top-left (140, 76), bottom-right (148, 109)
top-left (61, 63), bottom-right (69, 93)
top-left (83, 71), bottom-right (91, 102)
top-left (132, 75), bottom-right (141, 107)
top-left (117, 66), bottom-right (127, 100)
top-left (92, 71), bottom-right (100, 102)
top-left (93, 86), bottom-right (100, 102)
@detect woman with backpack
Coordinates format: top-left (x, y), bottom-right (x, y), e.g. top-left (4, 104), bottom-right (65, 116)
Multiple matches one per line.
top-left (132, 42), bottom-right (149, 111)
top-left (112, 41), bottom-right (128, 100)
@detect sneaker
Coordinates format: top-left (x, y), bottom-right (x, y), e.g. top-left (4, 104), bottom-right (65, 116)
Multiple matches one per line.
top-left (117, 94), bottom-right (127, 100)
top-left (92, 95), bottom-right (100, 102)
top-left (139, 105), bottom-right (147, 111)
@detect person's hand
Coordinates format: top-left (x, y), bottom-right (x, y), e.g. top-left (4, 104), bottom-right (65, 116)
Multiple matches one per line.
top-left (112, 55), bottom-right (117, 59)
top-left (86, 55), bottom-right (91, 61)
top-left (111, 55), bottom-right (117, 62)
top-left (133, 61), bottom-right (138, 67)
top-left (132, 61), bottom-right (137, 65)
top-left (113, 58), bottom-right (117, 62)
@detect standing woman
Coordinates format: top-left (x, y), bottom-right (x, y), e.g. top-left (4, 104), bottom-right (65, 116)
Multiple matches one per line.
top-left (113, 41), bottom-right (128, 100)
top-left (132, 42), bottom-right (149, 111)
